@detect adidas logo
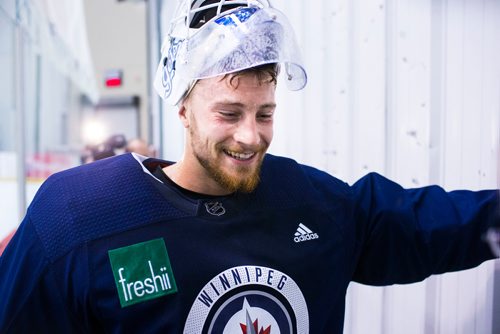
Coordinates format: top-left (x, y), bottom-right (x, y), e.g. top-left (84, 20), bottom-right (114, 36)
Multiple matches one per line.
top-left (294, 223), bottom-right (319, 243)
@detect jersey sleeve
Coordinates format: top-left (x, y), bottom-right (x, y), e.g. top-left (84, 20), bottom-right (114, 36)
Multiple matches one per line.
top-left (0, 216), bottom-right (85, 333)
top-left (350, 172), bottom-right (499, 285)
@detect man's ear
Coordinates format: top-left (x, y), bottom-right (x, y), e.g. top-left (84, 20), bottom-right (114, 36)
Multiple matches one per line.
top-left (178, 103), bottom-right (190, 128)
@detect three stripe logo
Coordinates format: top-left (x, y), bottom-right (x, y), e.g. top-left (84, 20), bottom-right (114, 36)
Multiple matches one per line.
top-left (294, 223), bottom-right (319, 243)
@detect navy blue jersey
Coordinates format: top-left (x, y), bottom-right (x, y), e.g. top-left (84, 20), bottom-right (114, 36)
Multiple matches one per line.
top-left (0, 153), bottom-right (498, 333)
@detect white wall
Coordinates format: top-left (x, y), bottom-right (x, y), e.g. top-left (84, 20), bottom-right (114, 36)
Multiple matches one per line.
top-left (0, 0), bottom-right (97, 238)
top-left (84, 0), bottom-right (150, 140)
top-left (270, 0), bottom-right (500, 333)
top-left (157, 0), bottom-right (500, 332)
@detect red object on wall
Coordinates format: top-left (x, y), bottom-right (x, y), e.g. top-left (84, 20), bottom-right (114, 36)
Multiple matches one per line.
top-left (105, 77), bottom-right (122, 87)
top-left (104, 69), bottom-right (123, 87)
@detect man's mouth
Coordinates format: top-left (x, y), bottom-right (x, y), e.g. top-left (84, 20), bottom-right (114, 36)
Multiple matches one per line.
top-left (223, 149), bottom-right (256, 161)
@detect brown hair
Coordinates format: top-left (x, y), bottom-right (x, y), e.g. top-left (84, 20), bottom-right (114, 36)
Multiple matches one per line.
top-left (223, 63), bottom-right (280, 88)
top-left (183, 63), bottom-right (280, 102)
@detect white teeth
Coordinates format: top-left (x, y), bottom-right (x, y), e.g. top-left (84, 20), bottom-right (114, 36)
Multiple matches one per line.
top-left (224, 150), bottom-right (255, 160)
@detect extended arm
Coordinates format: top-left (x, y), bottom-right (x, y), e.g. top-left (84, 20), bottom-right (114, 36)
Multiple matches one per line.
top-left (351, 173), bottom-right (499, 285)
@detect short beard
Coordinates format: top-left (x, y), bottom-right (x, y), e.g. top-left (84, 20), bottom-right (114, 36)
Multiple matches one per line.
top-left (195, 148), bottom-right (263, 193)
top-left (187, 111), bottom-right (266, 194)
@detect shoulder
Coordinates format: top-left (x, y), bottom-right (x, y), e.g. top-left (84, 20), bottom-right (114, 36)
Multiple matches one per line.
top-left (259, 154), bottom-right (352, 203)
top-left (31, 154), bottom-right (144, 209)
top-left (27, 154), bottom-right (184, 261)
top-left (262, 154), bottom-right (349, 188)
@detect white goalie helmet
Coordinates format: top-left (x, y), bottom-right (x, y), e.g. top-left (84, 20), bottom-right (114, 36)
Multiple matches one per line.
top-left (154, 0), bottom-right (308, 105)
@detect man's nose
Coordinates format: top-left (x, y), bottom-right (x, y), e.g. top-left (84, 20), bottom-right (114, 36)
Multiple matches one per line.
top-left (234, 117), bottom-right (260, 147)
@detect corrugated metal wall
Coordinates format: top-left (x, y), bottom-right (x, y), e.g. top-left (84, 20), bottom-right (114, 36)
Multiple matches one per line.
top-left (270, 0), bottom-right (500, 333)
top-left (158, 0), bottom-right (500, 332)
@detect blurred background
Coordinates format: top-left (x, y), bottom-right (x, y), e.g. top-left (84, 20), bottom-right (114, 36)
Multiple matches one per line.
top-left (0, 0), bottom-right (499, 333)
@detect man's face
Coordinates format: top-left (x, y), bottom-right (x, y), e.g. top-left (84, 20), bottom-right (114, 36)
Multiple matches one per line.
top-left (180, 73), bottom-right (276, 194)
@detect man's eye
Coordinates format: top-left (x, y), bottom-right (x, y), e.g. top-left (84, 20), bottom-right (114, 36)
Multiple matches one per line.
top-left (219, 112), bottom-right (238, 118)
top-left (258, 113), bottom-right (273, 121)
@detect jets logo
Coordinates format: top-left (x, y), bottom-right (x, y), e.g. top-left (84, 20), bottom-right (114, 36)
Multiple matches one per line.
top-left (184, 265), bottom-right (309, 333)
top-left (237, 298), bottom-right (272, 333)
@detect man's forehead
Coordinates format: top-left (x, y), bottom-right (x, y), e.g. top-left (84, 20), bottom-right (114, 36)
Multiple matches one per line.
top-left (211, 100), bottom-right (277, 110)
top-left (186, 75), bottom-right (276, 108)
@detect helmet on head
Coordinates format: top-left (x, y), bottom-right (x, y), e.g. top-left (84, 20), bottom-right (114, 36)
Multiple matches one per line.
top-left (154, 0), bottom-right (307, 105)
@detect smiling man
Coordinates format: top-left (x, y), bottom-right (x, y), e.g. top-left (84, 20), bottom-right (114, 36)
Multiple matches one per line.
top-left (0, 0), bottom-right (499, 333)
top-left (166, 67), bottom-right (277, 195)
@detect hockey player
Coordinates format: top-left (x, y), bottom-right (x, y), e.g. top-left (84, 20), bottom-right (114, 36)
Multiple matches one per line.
top-left (0, 0), bottom-right (498, 333)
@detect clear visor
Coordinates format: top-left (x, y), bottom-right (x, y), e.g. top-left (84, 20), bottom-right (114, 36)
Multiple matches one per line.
top-left (182, 6), bottom-right (307, 90)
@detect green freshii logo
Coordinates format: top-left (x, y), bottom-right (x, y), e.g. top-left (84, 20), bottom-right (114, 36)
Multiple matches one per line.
top-left (108, 238), bottom-right (177, 307)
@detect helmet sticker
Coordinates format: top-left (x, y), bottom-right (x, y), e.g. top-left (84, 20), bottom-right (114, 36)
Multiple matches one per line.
top-left (161, 38), bottom-right (183, 99)
top-left (214, 7), bottom-right (257, 26)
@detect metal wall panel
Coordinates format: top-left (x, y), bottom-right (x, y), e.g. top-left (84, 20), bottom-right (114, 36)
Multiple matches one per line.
top-left (271, 0), bottom-right (500, 333)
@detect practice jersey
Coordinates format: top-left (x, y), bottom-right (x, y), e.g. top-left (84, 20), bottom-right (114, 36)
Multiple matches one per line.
top-left (0, 153), bottom-right (498, 333)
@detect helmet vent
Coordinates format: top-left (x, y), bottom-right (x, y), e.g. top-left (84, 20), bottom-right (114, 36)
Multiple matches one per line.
top-left (189, 0), bottom-right (244, 28)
